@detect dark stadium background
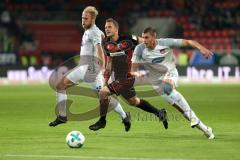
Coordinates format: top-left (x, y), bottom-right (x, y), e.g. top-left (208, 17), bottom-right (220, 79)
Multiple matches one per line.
top-left (0, 0), bottom-right (239, 84)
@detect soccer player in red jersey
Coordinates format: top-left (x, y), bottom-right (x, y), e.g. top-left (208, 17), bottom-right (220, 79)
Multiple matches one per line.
top-left (89, 18), bottom-right (168, 131)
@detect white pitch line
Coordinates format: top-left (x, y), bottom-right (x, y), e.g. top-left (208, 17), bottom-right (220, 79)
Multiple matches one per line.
top-left (5, 154), bottom-right (190, 160)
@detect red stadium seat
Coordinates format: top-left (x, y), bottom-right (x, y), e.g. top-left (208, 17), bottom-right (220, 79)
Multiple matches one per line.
top-left (206, 30), bottom-right (213, 37)
top-left (179, 16), bottom-right (188, 24)
top-left (190, 31), bottom-right (197, 38)
top-left (213, 30), bottom-right (221, 37)
top-left (27, 23), bottom-right (81, 52)
top-left (183, 31), bottom-right (190, 38)
top-left (221, 30), bottom-right (229, 37)
top-left (197, 31), bottom-right (204, 37)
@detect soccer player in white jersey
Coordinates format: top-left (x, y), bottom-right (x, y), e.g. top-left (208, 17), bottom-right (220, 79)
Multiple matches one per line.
top-left (132, 27), bottom-right (215, 139)
top-left (49, 6), bottom-right (131, 131)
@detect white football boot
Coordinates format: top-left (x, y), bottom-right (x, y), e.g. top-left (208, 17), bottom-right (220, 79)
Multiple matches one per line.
top-left (204, 127), bottom-right (215, 140)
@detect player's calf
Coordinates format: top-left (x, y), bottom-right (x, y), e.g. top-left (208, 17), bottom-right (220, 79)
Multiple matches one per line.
top-left (134, 99), bottom-right (168, 129)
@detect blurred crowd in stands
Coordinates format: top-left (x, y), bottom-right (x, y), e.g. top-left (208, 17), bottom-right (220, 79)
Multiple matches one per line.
top-left (0, 0), bottom-right (239, 66)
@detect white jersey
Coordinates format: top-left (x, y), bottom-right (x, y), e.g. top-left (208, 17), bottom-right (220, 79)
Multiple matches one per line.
top-left (80, 24), bottom-right (102, 56)
top-left (132, 38), bottom-right (183, 80)
top-left (79, 25), bottom-right (103, 72)
top-left (66, 24), bottom-right (104, 89)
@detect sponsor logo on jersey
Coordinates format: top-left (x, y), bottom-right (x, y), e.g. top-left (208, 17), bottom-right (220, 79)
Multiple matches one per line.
top-left (109, 51), bottom-right (125, 57)
top-left (152, 57), bottom-right (165, 63)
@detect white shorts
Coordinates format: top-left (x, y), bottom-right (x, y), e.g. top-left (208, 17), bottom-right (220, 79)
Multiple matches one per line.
top-left (152, 68), bottom-right (179, 94)
top-left (66, 64), bottom-right (104, 92)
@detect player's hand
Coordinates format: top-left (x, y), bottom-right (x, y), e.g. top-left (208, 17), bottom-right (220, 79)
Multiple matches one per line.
top-left (130, 71), bottom-right (147, 78)
top-left (200, 47), bottom-right (213, 59)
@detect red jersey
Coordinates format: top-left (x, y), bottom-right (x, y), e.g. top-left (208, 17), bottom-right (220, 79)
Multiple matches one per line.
top-left (102, 35), bottom-right (138, 80)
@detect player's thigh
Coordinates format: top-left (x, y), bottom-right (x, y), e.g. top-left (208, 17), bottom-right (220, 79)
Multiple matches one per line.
top-left (88, 71), bottom-right (104, 92)
top-left (66, 65), bottom-right (88, 84)
top-left (107, 77), bottom-right (135, 98)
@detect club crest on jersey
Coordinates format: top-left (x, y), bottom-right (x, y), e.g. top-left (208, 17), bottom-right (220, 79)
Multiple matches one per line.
top-left (160, 49), bottom-right (165, 54)
top-left (118, 40), bottom-right (132, 50)
top-left (152, 57), bottom-right (165, 64)
top-left (106, 43), bottom-right (118, 52)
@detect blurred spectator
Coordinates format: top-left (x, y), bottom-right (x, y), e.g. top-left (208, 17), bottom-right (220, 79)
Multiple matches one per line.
top-left (0, 9), bottom-right (14, 52)
top-left (41, 52), bottom-right (52, 66)
top-left (18, 29), bottom-right (40, 66)
top-left (219, 52), bottom-right (239, 65)
top-left (0, 0), bottom-right (239, 66)
top-left (1, 9), bottom-right (11, 25)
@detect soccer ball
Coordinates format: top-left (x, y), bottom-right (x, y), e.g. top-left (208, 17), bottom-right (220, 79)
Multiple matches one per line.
top-left (66, 131), bottom-right (85, 148)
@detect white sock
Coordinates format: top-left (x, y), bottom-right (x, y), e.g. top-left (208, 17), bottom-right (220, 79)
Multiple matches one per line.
top-left (109, 97), bottom-right (127, 119)
top-left (196, 121), bottom-right (208, 133)
top-left (161, 89), bottom-right (198, 121)
top-left (57, 90), bottom-right (67, 117)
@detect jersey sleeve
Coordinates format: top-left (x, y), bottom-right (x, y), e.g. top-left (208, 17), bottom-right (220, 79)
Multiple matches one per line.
top-left (89, 30), bottom-right (102, 46)
top-left (132, 44), bottom-right (144, 63)
top-left (157, 38), bottom-right (183, 47)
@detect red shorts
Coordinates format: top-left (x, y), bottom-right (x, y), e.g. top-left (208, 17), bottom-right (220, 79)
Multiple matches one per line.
top-left (107, 77), bottom-right (136, 100)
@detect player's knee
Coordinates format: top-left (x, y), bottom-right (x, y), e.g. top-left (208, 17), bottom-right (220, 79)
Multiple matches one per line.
top-left (99, 87), bottom-right (110, 100)
top-left (56, 81), bottom-right (66, 90)
top-left (163, 82), bottom-right (173, 95)
top-left (128, 100), bottom-right (136, 106)
top-left (56, 77), bottom-right (72, 90)
top-left (128, 97), bottom-right (139, 106)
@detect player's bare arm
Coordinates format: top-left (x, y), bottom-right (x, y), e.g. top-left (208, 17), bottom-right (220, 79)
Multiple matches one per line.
top-left (104, 56), bottom-right (112, 84)
top-left (130, 63), bottom-right (146, 78)
top-left (96, 43), bottom-right (105, 69)
top-left (130, 63), bottom-right (139, 77)
top-left (182, 39), bottom-right (213, 59)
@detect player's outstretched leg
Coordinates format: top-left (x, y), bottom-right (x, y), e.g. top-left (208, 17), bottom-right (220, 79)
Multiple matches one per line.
top-left (132, 98), bottom-right (168, 129)
top-left (161, 89), bottom-right (214, 139)
top-left (49, 90), bottom-right (68, 127)
top-left (49, 77), bottom-right (74, 127)
top-left (89, 98), bottom-right (109, 131)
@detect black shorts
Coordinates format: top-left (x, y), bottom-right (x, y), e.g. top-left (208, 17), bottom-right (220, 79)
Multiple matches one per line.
top-left (107, 77), bottom-right (136, 100)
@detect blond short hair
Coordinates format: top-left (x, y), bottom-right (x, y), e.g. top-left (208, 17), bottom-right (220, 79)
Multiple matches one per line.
top-left (83, 6), bottom-right (98, 19)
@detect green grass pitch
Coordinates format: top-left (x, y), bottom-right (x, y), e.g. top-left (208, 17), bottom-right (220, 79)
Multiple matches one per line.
top-left (0, 84), bottom-right (240, 160)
